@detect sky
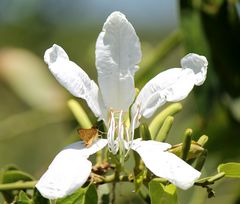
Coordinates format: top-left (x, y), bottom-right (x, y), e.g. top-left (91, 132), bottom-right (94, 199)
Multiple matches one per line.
top-left (0, 0), bottom-right (178, 32)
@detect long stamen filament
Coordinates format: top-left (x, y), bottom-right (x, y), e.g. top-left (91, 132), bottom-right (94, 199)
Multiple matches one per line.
top-left (108, 112), bottom-right (118, 154)
top-left (129, 106), bottom-right (140, 149)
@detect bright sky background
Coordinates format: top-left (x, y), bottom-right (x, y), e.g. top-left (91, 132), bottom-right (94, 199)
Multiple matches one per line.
top-left (0, 0), bottom-right (178, 33)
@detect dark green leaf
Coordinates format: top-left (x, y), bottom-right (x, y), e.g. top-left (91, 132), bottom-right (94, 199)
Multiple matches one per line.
top-left (0, 168), bottom-right (34, 203)
top-left (2, 170), bottom-right (34, 184)
top-left (149, 179), bottom-right (178, 204)
top-left (100, 194), bottom-right (110, 204)
top-left (15, 191), bottom-right (32, 204)
top-left (33, 188), bottom-right (49, 204)
top-left (57, 184), bottom-right (97, 204)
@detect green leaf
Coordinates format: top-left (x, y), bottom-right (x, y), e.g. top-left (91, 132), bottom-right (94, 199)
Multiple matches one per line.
top-left (2, 170), bottom-right (34, 184)
top-left (0, 168), bottom-right (34, 203)
top-left (33, 189), bottom-right (49, 204)
top-left (0, 165), bottom-right (19, 183)
top-left (217, 162), bottom-right (240, 178)
top-left (15, 191), bottom-right (33, 204)
top-left (57, 184), bottom-right (98, 204)
top-left (149, 179), bottom-right (178, 204)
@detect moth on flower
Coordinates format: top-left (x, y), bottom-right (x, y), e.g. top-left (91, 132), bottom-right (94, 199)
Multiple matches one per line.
top-left (36, 11), bottom-right (208, 199)
top-left (77, 127), bottom-right (99, 147)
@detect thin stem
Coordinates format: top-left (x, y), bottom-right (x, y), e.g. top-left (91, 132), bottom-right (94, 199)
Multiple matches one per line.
top-left (195, 172), bottom-right (225, 186)
top-left (111, 182), bottom-right (116, 204)
top-left (0, 181), bottom-right (37, 191)
top-left (208, 172), bottom-right (225, 183)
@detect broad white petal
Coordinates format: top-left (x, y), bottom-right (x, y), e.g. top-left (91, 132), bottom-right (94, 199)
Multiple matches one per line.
top-left (132, 68), bottom-right (195, 119)
top-left (44, 44), bottom-right (107, 121)
top-left (96, 11), bottom-right (142, 111)
top-left (181, 53), bottom-right (208, 86)
top-left (36, 139), bottom-right (107, 199)
top-left (131, 140), bottom-right (200, 190)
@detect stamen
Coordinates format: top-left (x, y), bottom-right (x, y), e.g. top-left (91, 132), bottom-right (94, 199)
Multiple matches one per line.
top-left (128, 105), bottom-right (140, 149)
top-left (117, 111), bottom-right (123, 140)
top-left (117, 110), bottom-right (125, 165)
top-left (107, 112), bottom-right (118, 154)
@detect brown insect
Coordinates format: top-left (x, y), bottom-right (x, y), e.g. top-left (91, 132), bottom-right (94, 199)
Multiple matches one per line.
top-left (77, 127), bottom-right (99, 147)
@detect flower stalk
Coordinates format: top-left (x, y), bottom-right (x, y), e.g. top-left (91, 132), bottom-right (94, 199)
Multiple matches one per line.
top-left (0, 181), bottom-right (37, 191)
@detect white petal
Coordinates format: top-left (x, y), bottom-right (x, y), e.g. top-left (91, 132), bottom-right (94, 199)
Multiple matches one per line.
top-left (181, 53), bottom-right (208, 86)
top-left (44, 44), bottom-right (107, 121)
top-left (64, 139), bottom-right (108, 158)
top-left (36, 158), bottom-right (91, 199)
top-left (96, 11), bottom-right (142, 111)
top-left (131, 140), bottom-right (201, 190)
top-left (36, 139), bottom-right (107, 199)
top-left (131, 138), bottom-right (171, 152)
top-left (132, 68), bottom-right (195, 119)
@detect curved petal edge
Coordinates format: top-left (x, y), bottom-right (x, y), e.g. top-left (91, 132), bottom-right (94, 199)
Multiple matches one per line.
top-left (36, 139), bottom-right (107, 199)
top-left (181, 53), bottom-right (208, 86)
top-left (44, 44), bottom-right (107, 121)
top-left (96, 11), bottom-right (142, 111)
top-left (131, 140), bottom-right (201, 190)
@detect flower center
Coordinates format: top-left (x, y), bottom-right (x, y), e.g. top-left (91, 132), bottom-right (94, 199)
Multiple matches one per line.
top-left (107, 107), bottom-right (140, 155)
top-left (107, 110), bottom-right (123, 155)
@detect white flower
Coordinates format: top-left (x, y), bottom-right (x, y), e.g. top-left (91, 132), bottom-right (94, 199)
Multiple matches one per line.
top-left (36, 11), bottom-right (208, 199)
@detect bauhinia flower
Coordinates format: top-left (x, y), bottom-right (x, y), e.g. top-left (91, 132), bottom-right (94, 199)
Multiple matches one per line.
top-left (36, 11), bottom-right (208, 199)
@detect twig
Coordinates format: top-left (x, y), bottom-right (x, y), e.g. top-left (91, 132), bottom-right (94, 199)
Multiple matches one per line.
top-left (0, 181), bottom-right (37, 191)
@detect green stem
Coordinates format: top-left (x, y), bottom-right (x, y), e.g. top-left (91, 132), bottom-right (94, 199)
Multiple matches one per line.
top-left (0, 181), bottom-right (37, 191)
top-left (207, 172), bottom-right (225, 183)
top-left (195, 172), bottom-right (225, 186)
top-left (90, 173), bottom-right (133, 185)
top-left (0, 174), bottom-right (133, 192)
